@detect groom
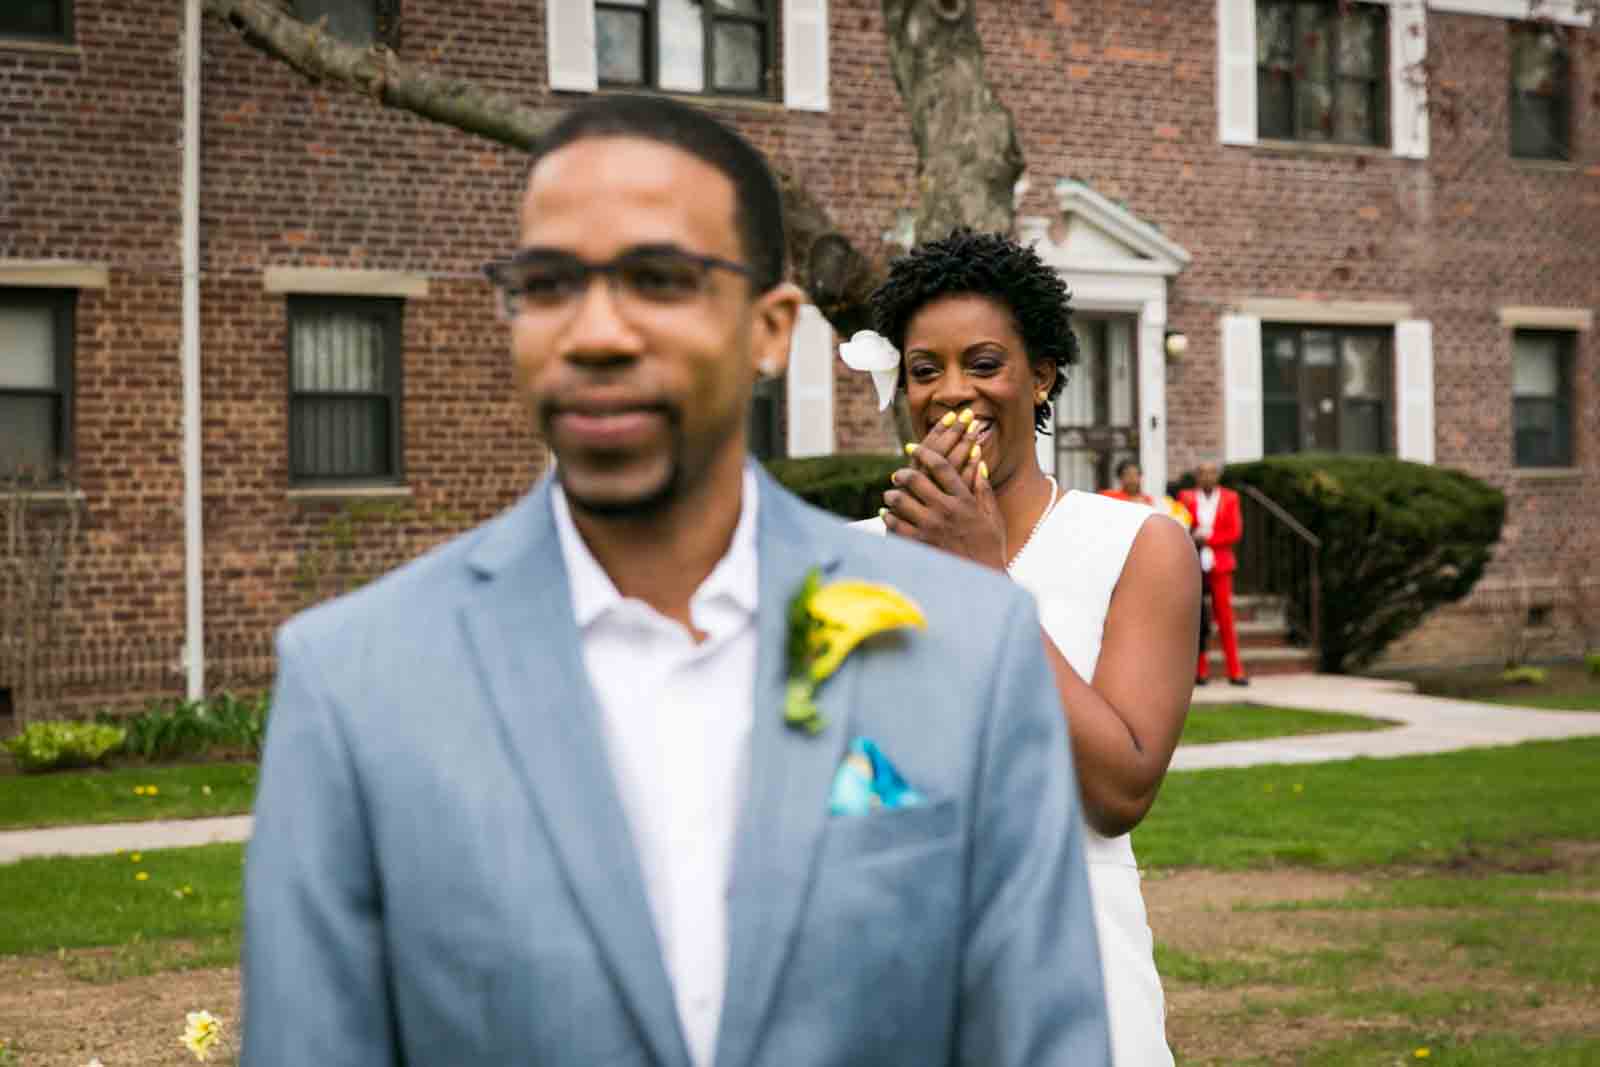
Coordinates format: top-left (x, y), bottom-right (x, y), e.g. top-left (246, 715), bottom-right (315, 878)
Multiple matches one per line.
top-left (242, 94), bottom-right (1110, 1066)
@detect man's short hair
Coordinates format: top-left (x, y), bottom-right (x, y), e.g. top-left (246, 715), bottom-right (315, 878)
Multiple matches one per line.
top-left (528, 94), bottom-right (786, 292)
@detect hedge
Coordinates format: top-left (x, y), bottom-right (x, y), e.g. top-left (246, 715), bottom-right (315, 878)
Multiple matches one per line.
top-left (765, 454), bottom-right (901, 521)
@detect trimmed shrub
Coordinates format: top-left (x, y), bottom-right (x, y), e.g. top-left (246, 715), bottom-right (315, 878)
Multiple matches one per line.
top-left (1500, 665), bottom-right (1547, 686)
top-left (4, 721), bottom-right (127, 773)
top-left (1225, 454), bottom-right (1505, 673)
top-left (765, 454), bottom-right (901, 521)
top-left (1586, 651), bottom-right (1600, 678)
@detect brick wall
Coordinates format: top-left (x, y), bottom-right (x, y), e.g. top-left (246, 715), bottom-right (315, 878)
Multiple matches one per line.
top-left (3, 1), bottom-right (1597, 712)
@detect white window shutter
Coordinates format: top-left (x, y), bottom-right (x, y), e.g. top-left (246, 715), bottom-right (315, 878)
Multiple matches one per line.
top-left (1217, 0), bottom-right (1257, 145)
top-left (1389, 0), bottom-right (1428, 158)
top-left (785, 304), bottom-right (835, 458)
top-left (547, 0), bottom-right (597, 93)
top-left (1222, 314), bottom-right (1263, 462)
top-left (784, 0), bottom-right (829, 112)
top-left (1395, 319), bottom-right (1435, 463)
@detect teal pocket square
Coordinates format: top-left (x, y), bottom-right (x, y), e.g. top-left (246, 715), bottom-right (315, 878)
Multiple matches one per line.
top-left (828, 737), bottom-right (926, 817)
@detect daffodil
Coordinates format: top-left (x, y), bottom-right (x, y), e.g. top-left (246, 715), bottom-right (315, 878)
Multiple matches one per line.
top-left (784, 569), bottom-right (925, 734)
top-left (135, 871), bottom-right (149, 882)
top-left (129, 853), bottom-right (142, 863)
top-left (1414, 1049), bottom-right (1431, 1060)
top-left (179, 1010), bottom-right (222, 1062)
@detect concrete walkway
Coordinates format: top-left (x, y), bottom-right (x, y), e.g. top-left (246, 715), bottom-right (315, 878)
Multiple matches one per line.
top-left (3, 674), bottom-right (1597, 864)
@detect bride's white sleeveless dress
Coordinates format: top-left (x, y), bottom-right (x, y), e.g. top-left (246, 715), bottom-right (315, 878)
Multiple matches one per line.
top-left (856, 490), bottom-right (1174, 1066)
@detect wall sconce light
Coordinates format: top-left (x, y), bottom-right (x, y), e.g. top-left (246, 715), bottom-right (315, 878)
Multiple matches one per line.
top-left (1164, 331), bottom-right (1190, 361)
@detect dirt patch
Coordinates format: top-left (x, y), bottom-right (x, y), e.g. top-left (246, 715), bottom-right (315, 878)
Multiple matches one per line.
top-left (0, 952), bottom-right (241, 1066)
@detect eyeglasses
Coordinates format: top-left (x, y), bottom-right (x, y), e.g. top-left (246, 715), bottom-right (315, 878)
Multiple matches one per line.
top-left (482, 245), bottom-right (756, 319)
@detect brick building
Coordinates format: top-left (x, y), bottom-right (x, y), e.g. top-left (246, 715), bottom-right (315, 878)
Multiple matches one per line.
top-left (1, 0), bottom-right (1596, 713)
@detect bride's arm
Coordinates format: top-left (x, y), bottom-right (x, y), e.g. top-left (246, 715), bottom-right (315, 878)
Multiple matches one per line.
top-left (1040, 515), bottom-right (1200, 838)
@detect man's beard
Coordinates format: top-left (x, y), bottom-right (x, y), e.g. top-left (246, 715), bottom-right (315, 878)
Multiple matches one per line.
top-left (560, 460), bottom-right (681, 519)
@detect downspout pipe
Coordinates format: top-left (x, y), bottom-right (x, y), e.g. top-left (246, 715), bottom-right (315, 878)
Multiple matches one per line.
top-left (182, 0), bottom-right (205, 700)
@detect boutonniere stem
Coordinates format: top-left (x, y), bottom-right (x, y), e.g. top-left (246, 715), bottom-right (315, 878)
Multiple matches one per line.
top-left (784, 569), bottom-right (926, 735)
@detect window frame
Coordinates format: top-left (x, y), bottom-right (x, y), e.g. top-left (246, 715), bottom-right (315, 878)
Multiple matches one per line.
top-left (595, 0), bottom-right (778, 100)
top-left (0, 287), bottom-right (75, 481)
top-left (291, 0), bottom-right (401, 49)
top-left (1511, 329), bottom-right (1575, 468)
top-left (1261, 322), bottom-right (1394, 456)
top-left (285, 295), bottom-right (405, 488)
top-left (1255, 0), bottom-right (1390, 148)
top-left (0, 0), bottom-right (74, 44)
top-left (1508, 21), bottom-right (1572, 161)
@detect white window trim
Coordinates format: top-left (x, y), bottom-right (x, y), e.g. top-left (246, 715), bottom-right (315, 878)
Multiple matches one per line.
top-left (0, 260), bottom-right (109, 289)
top-left (264, 268), bottom-right (429, 299)
top-left (1499, 306), bottom-right (1594, 332)
top-left (1428, 0), bottom-right (1592, 26)
top-left (1236, 298), bottom-right (1414, 325)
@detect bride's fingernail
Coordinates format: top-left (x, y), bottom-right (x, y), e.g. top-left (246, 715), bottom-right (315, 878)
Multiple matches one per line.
top-left (969, 443), bottom-right (981, 461)
top-left (879, 507), bottom-right (889, 521)
top-left (904, 442), bottom-right (918, 456)
top-left (965, 420), bottom-right (981, 438)
top-left (940, 411), bottom-right (958, 427)
top-left (890, 470), bottom-right (905, 485)
top-left (978, 461), bottom-right (989, 480)
top-left (958, 408), bottom-right (975, 425)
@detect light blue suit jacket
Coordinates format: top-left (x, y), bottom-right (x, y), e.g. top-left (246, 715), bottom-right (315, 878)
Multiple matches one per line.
top-left (242, 469), bottom-right (1110, 1066)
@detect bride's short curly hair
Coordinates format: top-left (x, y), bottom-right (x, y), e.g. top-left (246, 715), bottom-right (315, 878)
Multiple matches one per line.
top-left (869, 228), bottom-right (1078, 434)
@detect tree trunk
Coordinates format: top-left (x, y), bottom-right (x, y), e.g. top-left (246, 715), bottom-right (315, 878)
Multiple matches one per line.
top-left (881, 0), bottom-right (1023, 243)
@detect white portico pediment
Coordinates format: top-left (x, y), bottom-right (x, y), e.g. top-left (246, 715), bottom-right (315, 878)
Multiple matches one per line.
top-left (1019, 179), bottom-right (1191, 278)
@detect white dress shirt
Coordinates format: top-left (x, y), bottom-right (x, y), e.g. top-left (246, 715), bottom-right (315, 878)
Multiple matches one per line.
top-left (1194, 488), bottom-right (1220, 573)
top-left (550, 469), bottom-right (760, 1067)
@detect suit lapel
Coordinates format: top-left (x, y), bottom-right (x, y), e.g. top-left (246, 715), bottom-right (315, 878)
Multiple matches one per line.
top-left (460, 483), bottom-right (690, 1067)
top-left (714, 477), bottom-right (855, 1067)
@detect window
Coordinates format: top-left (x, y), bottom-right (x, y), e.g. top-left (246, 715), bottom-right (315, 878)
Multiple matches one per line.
top-left (1256, 1), bottom-right (1387, 146)
top-left (1262, 325), bottom-right (1390, 455)
top-left (0, 289), bottom-right (74, 480)
top-left (1512, 331), bottom-right (1574, 467)
top-left (597, 0), bottom-right (774, 97)
top-left (0, 0), bottom-right (72, 43)
top-left (288, 297), bottom-right (403, 484)
top-left (293, 0), bottom-right (399, 48)
top-left (748, 375), bottom-right (784, 461)
top-left (1509, 23), bottom-right (1571, 161)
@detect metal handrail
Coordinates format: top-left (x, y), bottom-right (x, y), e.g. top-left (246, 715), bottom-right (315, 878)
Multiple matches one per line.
top-left (1231, 483), bottom-right (1323, 656)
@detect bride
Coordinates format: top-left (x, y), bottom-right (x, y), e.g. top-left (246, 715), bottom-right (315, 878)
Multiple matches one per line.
top-left (845, 229), bottom-right (1200, 1066)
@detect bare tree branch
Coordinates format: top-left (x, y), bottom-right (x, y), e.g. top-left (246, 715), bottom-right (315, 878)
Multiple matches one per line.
top-left (200, 0), bottom-right (883, 335)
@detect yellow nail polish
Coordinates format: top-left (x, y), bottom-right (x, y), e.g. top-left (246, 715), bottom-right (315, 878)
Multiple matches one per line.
top-left (979, 461), bottom-right (989, 480)
top-left (965, 420), bottom-right (980, 438)
top-left (958, 408), bottom-right (975, 425)
top-left (969, 443), bottom-right (981, 461)
top-left (940, 411), bottom-right (958, 427)
top-left (879, 507), bottom-right (889, 521)
top-left (904, 442), bottom-right (918, 456)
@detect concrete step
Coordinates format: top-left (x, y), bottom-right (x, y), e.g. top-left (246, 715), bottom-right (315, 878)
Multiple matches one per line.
top-left (1203, 647), bottom-right (1319, 677)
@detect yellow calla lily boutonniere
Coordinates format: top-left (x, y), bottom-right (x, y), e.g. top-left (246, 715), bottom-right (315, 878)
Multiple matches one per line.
top-left (785, 568), bottom-right (927, 735)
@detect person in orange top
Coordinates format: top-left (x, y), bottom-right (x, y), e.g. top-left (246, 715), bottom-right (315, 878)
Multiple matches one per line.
top-left (1178, 461), bottom-right (1246, 686)
top-left (1102, 460), bottom-right (1193, 529)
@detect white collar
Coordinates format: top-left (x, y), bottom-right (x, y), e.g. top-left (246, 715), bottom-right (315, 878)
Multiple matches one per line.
top-left (551, 466), bottom-right (761, 630)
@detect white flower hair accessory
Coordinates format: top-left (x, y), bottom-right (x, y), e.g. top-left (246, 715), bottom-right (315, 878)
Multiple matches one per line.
top-left (838, 330), bottom-right (902, 411)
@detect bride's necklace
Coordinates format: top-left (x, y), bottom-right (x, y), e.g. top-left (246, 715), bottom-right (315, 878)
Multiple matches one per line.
top-left (1006, 475), bottom-right (1059, 574)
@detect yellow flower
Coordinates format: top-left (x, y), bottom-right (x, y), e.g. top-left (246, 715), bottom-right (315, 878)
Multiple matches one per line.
top-left (130, 853), bottom-right (142, 863)
top-left (133, 786), bottom-right (146, 796)
top-left (135, 871), bottom-right (149, 882)
top-left (146, 786), bottom-right (158, 796)
top-left (784, 571), bottom-right (926, 734)
top-left (180, 1010), bottom-right (222, 1062)
top-left (201, 785), bottom-right (212, 796)
top-left (805, 580), bottom-right (926, 682)
top-left (1414, 1049), bottom-right (1431, 1060)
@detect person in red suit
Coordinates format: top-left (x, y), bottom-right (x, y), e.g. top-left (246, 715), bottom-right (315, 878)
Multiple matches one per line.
top-left (1179, 461), bottom-right (1247, 686)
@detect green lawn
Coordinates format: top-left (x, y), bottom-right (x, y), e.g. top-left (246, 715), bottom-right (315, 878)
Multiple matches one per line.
top-left (0, 762), bottom-right (257, 831)
top-left (1411, 660), bottom-right (1600, 712)
top-left (1180, 703), bottom-right (1395, 746)
top-left (1138, 736), bottom-right (1600, 870)
top-left (0, 842), bottom-right (244, 958)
